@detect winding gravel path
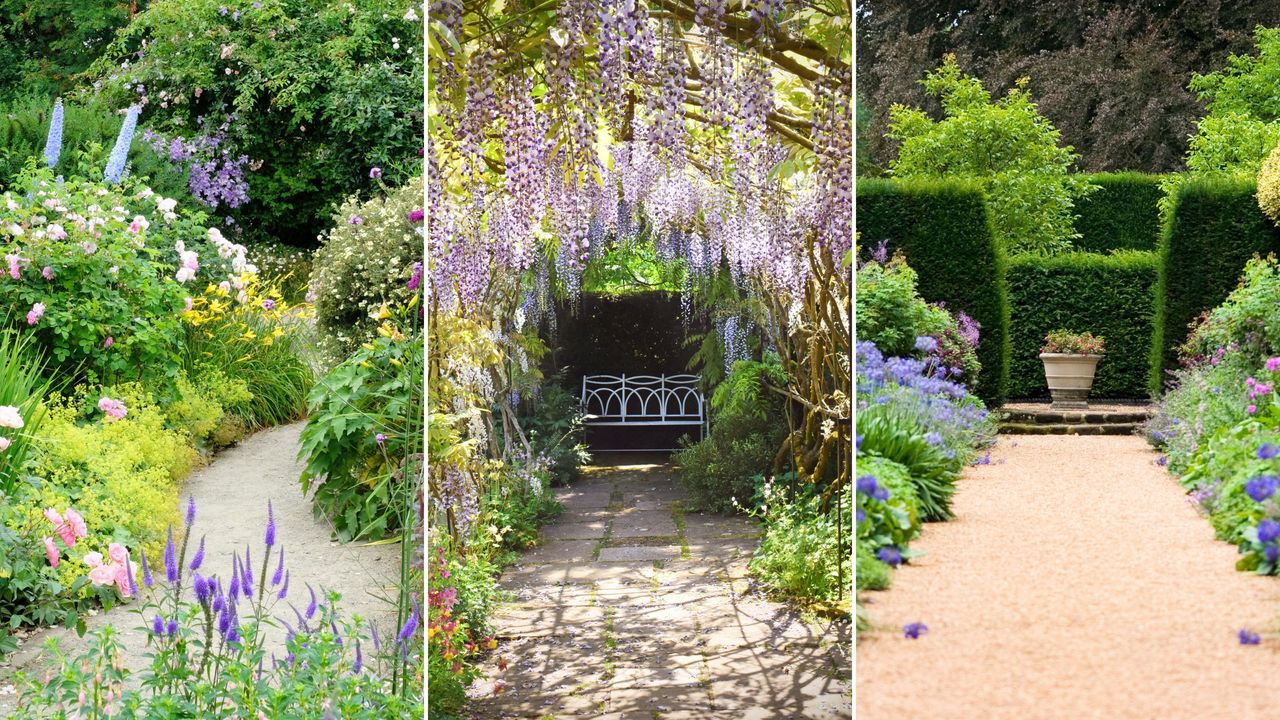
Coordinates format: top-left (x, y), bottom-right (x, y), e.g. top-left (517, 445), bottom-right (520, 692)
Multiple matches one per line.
top-left (467, 457), bottom-right (851, 720)
top-left (0, 422), bottom-right (400, 713)
top-left (857, 435), bottom-right (1280, 719)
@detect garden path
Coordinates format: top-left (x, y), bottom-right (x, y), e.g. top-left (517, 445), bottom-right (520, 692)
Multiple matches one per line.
top-left (466, 457), bottom-right (851, 720)
top-left (0, 422), bottom-right (400, 712)
top-left (857, 434), bottom-right (1280, 719)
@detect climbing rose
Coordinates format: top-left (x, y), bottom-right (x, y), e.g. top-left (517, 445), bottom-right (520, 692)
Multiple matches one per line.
top-left (43, 537), bottom-right (59, 567)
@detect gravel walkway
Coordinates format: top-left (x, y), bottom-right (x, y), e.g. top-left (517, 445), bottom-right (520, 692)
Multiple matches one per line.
top-left (467, 458), bottom-right (851, 720)
top-left (857, 435), bottom-right (1280, 719)
top-left (0, 422), bottom-right (400, 713)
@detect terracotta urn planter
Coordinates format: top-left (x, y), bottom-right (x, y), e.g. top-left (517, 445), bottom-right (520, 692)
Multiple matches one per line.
top-left (1039, 353), bottom-right (1101, 410)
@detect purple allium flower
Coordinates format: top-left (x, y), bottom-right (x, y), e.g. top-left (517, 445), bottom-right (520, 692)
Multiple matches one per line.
top-left (167, 619), bottom-right (178, 638)
top-left (876, 546), bottom-right (903, 567)
top-left (1259, 519), bottom-right (1280, 544)
top-left (265, 501), bottom-right (276, 547)
top-left (369, 167), bottom-right (382, 179)
top-left (262, 299), bottom-right (276, 311)
top-left (272, 546), bottom-right (285, 586)
top-left (140, 548), bottom-right (153, 588)
top-left (190, 535), bottom-right (205, 571)
top-left (903, 622), bottom-right (928, 639)
top-left (163, 527), bottom-right (178, 583)
top-left (1240, 628), bottom-right (1262, 645)
top-left (277, 570), bottom-right (289, 600)
top-left (1259, 444), bottom-right (1280, 460)
top-left (914, 336), bottom-right (938, 354)
top-left (151, 614), bottom-right (164, 636)
top-left (1246, 476), bottom-right (1277, 503)
top-left (407, 209), bottom-right (424, 223)
top-left (185, 495), bottom-right (196, 526)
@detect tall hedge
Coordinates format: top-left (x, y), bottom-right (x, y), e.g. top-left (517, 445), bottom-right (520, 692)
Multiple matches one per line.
top-left (856, 178), bottom-right (1010, 405)
top-left (1007, 251), bottom-right (1159, 399)
top-left (1151, 176), bottom-right (1280, 393)
top-left (1071, 173), bottom-right (1164, 253)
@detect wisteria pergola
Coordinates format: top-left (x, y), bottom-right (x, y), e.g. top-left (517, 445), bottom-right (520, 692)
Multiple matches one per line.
top-left (427, 0), bottom-right (851, 516)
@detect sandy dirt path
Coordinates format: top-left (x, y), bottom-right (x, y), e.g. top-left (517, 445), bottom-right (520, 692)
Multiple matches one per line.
top-left (857, 434), bottom-right (1280, 720)
top-left (466, 458), bottom-right (852, 720)
top-left (0, 422), bottom-right (400, 713)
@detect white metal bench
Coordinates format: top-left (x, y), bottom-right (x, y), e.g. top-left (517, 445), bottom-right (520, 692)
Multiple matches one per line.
top-left (580, 374), bottom-right (708, 452)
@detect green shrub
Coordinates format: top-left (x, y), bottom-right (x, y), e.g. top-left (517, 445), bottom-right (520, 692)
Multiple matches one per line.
top-left (856, 541), bottom-right (891, 591)
top-left (311, 176), bottom-right (424, 359)
top-left (0, 330), bottom-right (51, 497)
top-left (749, 478), bottom-right (851, 604)
top-left (887, 56), bottom-right (1092, 255)
top-left (674, 357), bottom-right (789, 513)
top-left (1006, 251), bottom-right (1159, 398)
top-left (855, 178), bottom-right (1010, 404)
top-left (1151, 176), bottom-right (1280, 393)
top-left (855, 455), bottom-right (921, 556)
top-left (855, 401), bottom-right (960, 522)
top-left (1072, 173), bottom-right (1165, 253)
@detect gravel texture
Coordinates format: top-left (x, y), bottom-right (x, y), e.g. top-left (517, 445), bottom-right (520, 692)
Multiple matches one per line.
top-left (0, 422), bottom-right (400, 713)
top-left (856, 435), bottom-right (1280, 719)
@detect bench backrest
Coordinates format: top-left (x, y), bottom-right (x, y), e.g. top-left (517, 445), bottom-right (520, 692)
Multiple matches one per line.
top-left (580, 374), bottom-right (705, 423)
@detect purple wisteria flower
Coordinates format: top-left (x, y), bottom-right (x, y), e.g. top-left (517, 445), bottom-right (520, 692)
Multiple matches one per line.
top-left (1240, 628), bottom-right (1262, 645)
top-left (903, 622), bottom-right (928, 639)
top-left (1259, 444), bottom-right (1280, 460)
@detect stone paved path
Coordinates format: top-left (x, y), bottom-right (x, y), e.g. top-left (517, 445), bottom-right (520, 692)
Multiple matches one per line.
top-left (467, 458), bottom-right (851, 719)
top-left (858, 435), bottom-right (1280, 719)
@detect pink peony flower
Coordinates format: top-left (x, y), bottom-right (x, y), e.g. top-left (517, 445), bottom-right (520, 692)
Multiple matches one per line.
top-left (43, 537), bottom-right (59, 567)
top-left (26, 302), bottom-right (44, 325)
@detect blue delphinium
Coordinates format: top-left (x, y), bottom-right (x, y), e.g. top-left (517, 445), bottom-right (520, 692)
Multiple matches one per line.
top-left (42, 98), bottom-right (64, 168)
top-left (103, 105), bottom-right (141, 184)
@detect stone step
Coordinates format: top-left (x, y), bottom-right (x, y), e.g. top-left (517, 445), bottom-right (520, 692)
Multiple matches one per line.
top-left (1000, 422), bottom-right (1143, 436)
top-left (1001, 410), bottom-right (1151, 425)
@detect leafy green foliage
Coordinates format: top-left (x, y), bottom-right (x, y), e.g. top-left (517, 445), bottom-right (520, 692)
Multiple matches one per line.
top-left (748, 478), bottom-right (851, 604)
top-left (855, 402), bottom-right (959, 522)
top-left (888, 56), bottom-right (1093, 255)
top-left (855, 177), bottom-right (1010, 404)
top-left (1006, 251), bottom-right (1158, 398)
top-left (299, 331), bottom-right (422, 542)
top-left (0, 1), bottom-right (139, 103)
top-left (856, 542), bottom-right (891, 592)
top-left (1151, 176), bottom-right (1280, 392)
top-left (0, 330), bottom-right (50, 496)
top-left (88, 0), bottom-right (424, 243)
top-left (855, 455), bottom-right (921, 557)
top-left (1071, 173), bottom-right (1165, 253)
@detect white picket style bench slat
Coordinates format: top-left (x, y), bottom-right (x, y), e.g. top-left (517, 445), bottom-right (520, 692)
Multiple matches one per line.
top-left (580, 374), bottom-right (707, 451)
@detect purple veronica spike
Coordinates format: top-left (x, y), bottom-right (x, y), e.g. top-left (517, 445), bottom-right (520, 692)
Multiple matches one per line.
top-left (227, 627), bottom-right (241, 645)
top-left (151, 615), bottom-right (164, 636)
top-left (166, 619), bottom-right (178, 638)
top-left (193, 574), bottom-right (209, 604)
top-left (277, 570), bottom-right (290, 600)
top-left (190, 536), bottom-right (205, 571)
top-left (241, 548), bottom-right (254, 598)
top-left (305, 584), bottom-right (317, 620)
top-left (397, 607), bottom-right (419, 642)
top-left (229, 557), bottom-right (241, 601)
top-left (126, 552), bottom-right (138, 595)
top-left (213, 591), bottom-right (224, 614)
top-left (163, 527), bottom-right (178, 583)
top-left (290, 604), bottom-right (308, 633)
top-left (353, 639), bottom-right (363, 674)
top-left (140, 549), bottom-right (153, 588)
top-left (185, 495), bottom-right (196, 526)
top-left (264, 501), bottom-right (276, 547)
top-left (218, 607), bottom-right (232, 636)
top-left (369, 620), bottom-right (380, 651)
top-left (330, 616), bottom-right (342, 647)
top-left (272, 546), bottom-right (285, 586)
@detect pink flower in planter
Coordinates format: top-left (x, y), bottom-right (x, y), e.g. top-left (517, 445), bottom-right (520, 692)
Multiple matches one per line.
top-left (43, 537), bottom-right (59, 567)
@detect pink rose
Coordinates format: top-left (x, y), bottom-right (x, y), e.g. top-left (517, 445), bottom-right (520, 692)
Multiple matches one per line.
top-left (43, 507), bottom-right (63, 527)
top-left (108, 543), bottom-right (128, 565)
top-left (83, 551), bottom-right (104, 569)
top-left (43, 537), bottom-right (59, 567)
top-left (113, 563), bottom-right (133, 597)
top-left (64, 508), bottom-right (87, 539)
top-left (55, 521), bottom-right (77, 549)
top-left (88, 564), bottom-right (117, 586)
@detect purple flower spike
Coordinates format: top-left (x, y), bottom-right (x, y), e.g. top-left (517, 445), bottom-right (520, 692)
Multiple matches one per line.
top-left (190, 536), bottom-right (206, 571)
top-left (277, 570), bottom-right (290, 600)
top-left (1240, 628), bottom-right (1262, 645)
top-left (140, 549), bottom-right (153, 588)
top-left (218, 607), bottom-right (232, 636)
top-left (193, 574), bottom-right (209, 604)
top-left (185, 495), bottom-right (196, 526)
top-left (126, 553), bottom-right (138, 595)
top-left (229, 557), bottom-right (241, 601)
top-left (903, 622), bottom-right (929, 639)
top-left (397, 607), bottom-right (419, 642)
top-left (166, 619), bottom-right (178, 638)
top-left (265, 501), bottom-right (276, 547)
top-left (353, 639), bottom-right (363, 674)
top-left (369, 619), bottom-right (381, 651)
top-left (241, 552), bottom-right (254, 597)
top-left (272, 546), bottom-right (285, 586)
top-left (305, 584), bottom-right (317, 620)
top-left (163, 527), bottom-right (178, 583)
top-left (151, 615), bottom-right (164, 636)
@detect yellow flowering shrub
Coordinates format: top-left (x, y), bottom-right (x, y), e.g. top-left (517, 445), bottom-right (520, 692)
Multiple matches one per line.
top-left (1257, 142), bottom-right (1280, 226)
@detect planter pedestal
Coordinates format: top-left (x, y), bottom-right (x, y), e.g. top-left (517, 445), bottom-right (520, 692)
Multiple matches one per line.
top-left (1039, 353), bottom-right (1102, 410)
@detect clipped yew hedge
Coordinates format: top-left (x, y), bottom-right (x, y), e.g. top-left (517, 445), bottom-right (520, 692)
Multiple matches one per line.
top-left (1150, 176), bottom-right (1280, 393)
top-left (1007, 251), bottom-right (1159, 399)
top-left (1072, 173), bottom-right (1164, 253)
top-left (856, 178), bottom-right (1010, 405)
